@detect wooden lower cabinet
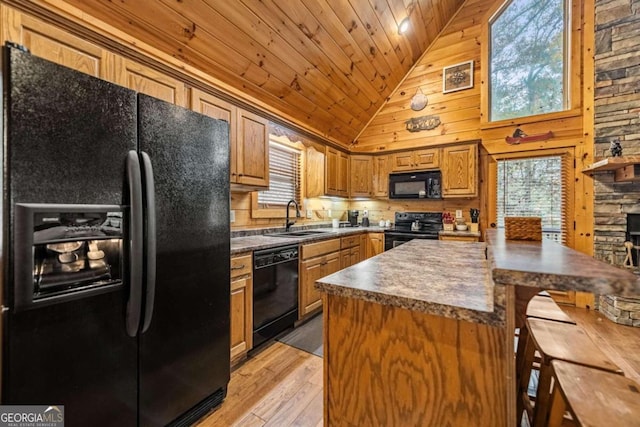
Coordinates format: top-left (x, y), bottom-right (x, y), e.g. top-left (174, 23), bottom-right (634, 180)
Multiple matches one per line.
top-left (340, 246), bottom-right (360, 269)
top-left (299, 251), bottom-right (340, 319)
top-left (230, 253), bottom-right (252, 366)
top-left (366, 233), bottom-right (384, 257)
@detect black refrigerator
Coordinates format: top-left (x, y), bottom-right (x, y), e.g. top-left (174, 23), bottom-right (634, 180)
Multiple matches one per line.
top-left (1, 45), bottom-right (230, 426)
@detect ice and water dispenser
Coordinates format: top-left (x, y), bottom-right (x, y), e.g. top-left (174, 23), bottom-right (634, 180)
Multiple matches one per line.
top-left (14, 204), bottom-right (125, 310)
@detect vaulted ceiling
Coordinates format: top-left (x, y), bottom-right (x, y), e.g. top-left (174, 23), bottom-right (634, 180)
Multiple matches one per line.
top-left (63, 0), bottom-right (465, 147)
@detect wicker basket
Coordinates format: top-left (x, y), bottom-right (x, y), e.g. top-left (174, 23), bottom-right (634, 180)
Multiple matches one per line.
top-left (504, 217), bottom-right (542, 241)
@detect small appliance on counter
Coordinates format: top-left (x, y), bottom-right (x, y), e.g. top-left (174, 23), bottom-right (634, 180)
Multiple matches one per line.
top-left (361, 211), bottom-right (370, 227)
top-left (347, 210), bottom-right (359, 227)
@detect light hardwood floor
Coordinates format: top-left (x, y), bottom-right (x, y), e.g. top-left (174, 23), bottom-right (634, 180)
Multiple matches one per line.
top-left (196, 342), bottom-right (323, 427)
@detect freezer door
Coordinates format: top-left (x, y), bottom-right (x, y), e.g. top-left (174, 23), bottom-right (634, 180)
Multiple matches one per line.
top-left (137, 94), bottom-right (230, 426)
top-left (2, 46), bottom-right (137, 425)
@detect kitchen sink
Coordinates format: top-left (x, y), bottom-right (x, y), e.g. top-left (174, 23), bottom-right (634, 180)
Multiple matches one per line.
top-left (267, 230), bottom-right (334, 237)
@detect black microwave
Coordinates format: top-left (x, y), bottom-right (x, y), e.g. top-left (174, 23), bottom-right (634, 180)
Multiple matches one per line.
top-left (389, 170), bottom-right (442, 199)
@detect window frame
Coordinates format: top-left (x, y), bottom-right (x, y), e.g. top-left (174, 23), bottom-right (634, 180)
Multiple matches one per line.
top-left (487, 147), bottom-right (575, 249)
top-left (250, 135), bottom-right (304, 219)
top-left (480, 0), bottom-right (582, 129)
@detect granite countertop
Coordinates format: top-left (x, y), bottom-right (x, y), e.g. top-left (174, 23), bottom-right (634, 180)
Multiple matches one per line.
top-left (315, 239), bottom-right (505, 326)
top-left (231, 226), bottom-right (387, 254)
top-left (316, 231), bottom-right (640, 326)
top-left (486, 229), bottom-right (639, 297)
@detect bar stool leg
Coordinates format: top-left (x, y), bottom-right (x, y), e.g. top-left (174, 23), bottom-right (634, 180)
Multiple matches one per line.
top-left (517, 330), bottom-right (537, 426)
top-left (547, 383), bottom-right (567, 427)
top-left (533, 359), bottom-right (553, 427)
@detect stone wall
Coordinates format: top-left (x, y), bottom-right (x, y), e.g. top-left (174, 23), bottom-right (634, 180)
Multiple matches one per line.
top-left (594, 0), bottom-right (640, 265)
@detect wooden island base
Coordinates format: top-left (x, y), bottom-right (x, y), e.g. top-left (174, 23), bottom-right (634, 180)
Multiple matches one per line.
top-left (324, 294), bottom-right (508, 426)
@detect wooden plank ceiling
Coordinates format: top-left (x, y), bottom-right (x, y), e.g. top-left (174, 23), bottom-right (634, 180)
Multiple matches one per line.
top-left (63, 0), bottom-right (465, 148)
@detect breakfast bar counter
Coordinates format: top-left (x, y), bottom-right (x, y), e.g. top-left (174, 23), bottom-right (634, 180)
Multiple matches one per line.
top-left (315, 233), bottom-right (639, 427)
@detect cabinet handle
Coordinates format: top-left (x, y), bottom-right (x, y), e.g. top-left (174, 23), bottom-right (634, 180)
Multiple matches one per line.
top-left (238, 173), bottom-right (244, 177)
top-left (231, 264), bottom-right (246, 270)
top-left (320, 261), bottom-right (328, 266)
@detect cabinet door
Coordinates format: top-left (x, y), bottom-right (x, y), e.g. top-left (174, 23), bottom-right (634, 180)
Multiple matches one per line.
top-left (350, 155), bottom-right (373, 197)
top-left (337, 151), bottom-right (350, 197)
top-left (350, 247), bottom-right (361, 266)
top-left (236, 110), bottom-right (269, 188)
top-left (299, 256), bottom-right (325, 318)
top-left (1, 7), bottom-right (114, 81)
top-left (391, 151), bottom-right (416, 172)
top-left (113, 56), bottom-right (186, 106)
top-left (191, 89), bottom-right (237, 182)
top-left (325, 147), bottom-right (339, 195)
top-left (367, 233), bottom-right (384, 258)
top-left (373, 155), bottom-right (389, 198)
top-left (340, 249), bottom-right (351, 269)
top-left (442, 144), bottom-right (478, 197)
top-left (414, 148), bottom-right (439, 169)
top-left (230, 276), bottom-right (252, 364)
top-left (306, 146), bottom-right (326, 198)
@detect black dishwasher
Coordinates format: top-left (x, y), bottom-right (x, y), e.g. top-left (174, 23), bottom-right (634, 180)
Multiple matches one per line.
top-left (252, 245), bottom-right (299, 348)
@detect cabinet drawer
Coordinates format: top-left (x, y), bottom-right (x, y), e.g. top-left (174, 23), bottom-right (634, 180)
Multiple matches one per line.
top-left (301, 239), bottom-right (341, 260)
top-left (341, 235), bottom-right (360, 249)
top-left (230, 254), bottom-right (252, 278)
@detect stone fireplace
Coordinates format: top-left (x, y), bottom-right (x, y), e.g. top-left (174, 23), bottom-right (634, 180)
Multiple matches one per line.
top-left (593, 0), bottom-right (640, 325)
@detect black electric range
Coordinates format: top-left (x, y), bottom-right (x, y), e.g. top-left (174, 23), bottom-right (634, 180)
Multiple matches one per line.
top-left (384, 212), bottom-right (443, 251)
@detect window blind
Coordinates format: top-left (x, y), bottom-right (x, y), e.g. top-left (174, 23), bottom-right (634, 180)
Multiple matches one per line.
top-left (497, 155), bottom-right (570, 244)
top-left (257, 141), bottom-right (301, 206)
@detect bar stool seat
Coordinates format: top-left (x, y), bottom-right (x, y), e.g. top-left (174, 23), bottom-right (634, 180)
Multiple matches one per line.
top-left (548, 360), bottom-right (640, 427)
top-left (518, 318), bottom-right (623, 427)
top-left (526, 295), bottom-right (576, 324)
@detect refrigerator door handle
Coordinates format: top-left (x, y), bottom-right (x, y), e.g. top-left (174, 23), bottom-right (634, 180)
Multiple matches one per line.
top-left (140, 151), bottom-right (156, 333)
top-left (126, 150), bottom-right (144, 337)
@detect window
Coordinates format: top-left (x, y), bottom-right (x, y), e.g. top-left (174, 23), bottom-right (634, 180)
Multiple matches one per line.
top-left (496, 155), bottom-right (571, 243)
top-left (257, 141), bottom-right (301, 207)
top-left (489, 0), bottom-right (569, 121)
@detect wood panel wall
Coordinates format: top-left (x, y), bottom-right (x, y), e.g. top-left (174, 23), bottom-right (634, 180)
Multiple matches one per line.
top-left (354, 0), bottom-right (595, 260)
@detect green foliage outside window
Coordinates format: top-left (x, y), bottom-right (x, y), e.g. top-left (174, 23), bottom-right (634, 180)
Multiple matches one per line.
top-left (490, 0), bottom-right (567, 121)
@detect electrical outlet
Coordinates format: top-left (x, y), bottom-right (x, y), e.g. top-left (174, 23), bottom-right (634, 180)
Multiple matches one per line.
top-left (306, 209), bottom-right (312, 219)
top-left (328, 209), bottom-right (332, 218)
top-left (230, 210), bottom-right (235, 223)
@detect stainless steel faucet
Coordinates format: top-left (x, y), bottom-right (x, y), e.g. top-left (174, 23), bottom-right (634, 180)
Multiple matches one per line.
top-left (285, 199), bottom-right (301, 231)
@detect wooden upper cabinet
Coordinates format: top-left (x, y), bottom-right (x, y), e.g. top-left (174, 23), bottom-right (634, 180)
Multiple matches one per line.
top-left (391, 148), bottom-right (439, 172)
top-left (442, 143), bottom-right (478, 198)
top-left (372, 155), bottom-right (389, 198)
top-left (1, 6), bottom-right (114, 80)
top-left (191, 89), bottom-right (268, 189)
top-left (350, 155), bottom-right (373, 198)
top-left (113, 56), bottom-right (186, 106)
top-left (325, 147), bottom-right (349, 197)
top-left (306, 146), bottom-right (325, 198)
top-left (236, 110), bottom-right (269, 188)
top-left (191, 89), bottom-right (237, 180)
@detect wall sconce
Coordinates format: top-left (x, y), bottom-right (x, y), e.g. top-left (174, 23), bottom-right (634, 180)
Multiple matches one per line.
top-left (398, 17), bottom-right (410, 34)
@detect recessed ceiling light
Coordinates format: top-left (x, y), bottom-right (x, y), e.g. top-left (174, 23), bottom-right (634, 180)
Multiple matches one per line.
top-left (398, 17), bottom-right (410, 35)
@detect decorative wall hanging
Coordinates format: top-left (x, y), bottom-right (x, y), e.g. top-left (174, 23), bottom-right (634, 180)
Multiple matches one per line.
top-left (405, 115), bottom-right (441, 132)
top-left (443, 60), bottom-right (473, 93)
top-left (505, 128), bottom-right (553, 145)
top-left (410, 88), bottom-right (428, 111)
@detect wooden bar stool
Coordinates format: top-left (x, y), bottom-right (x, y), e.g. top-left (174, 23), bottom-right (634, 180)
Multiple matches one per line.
top-left (517, 318), bottom-right (623, 427)
top-left (547, 360), bottom-right (640, 427)
top-left (516, 296), bottom-right (577, 395)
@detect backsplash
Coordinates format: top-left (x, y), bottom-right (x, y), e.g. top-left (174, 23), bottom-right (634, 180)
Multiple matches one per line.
top-left (593, 0), bottom-right (640, 265)
top-left (231, 191), bottom-right (480, 231)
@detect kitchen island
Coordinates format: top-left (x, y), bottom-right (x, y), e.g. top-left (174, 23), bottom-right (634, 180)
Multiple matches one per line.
top-left (315, 233), bottom-right (638, 426)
